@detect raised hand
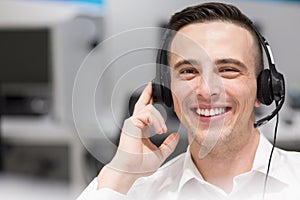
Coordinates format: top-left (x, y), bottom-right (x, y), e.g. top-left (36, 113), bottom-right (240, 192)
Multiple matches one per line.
top-left (97, 82), bottom-right (180, 194)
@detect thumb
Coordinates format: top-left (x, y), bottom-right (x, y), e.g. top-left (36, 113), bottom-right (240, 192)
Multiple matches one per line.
top-left (159, 133), bottom-right (180, 160)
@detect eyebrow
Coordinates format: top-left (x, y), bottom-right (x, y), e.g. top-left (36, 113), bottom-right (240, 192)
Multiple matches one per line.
top-left (173, 58), bottom-right (247, 71)
top-left (215, 58), bottom-right (247, 70)
top-left (173, 59), bottom-right (200, 70)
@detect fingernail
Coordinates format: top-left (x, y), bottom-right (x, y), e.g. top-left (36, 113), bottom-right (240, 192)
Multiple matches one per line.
top-left (163, 125), bottom-right (168, 133)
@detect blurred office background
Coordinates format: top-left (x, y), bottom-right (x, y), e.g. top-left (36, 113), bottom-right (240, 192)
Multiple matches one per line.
top-left (0, 0), bottom-right (300, 199)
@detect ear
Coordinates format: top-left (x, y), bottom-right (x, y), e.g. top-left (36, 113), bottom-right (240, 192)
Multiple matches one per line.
top-left (254, 99), bottom-right (261, 108)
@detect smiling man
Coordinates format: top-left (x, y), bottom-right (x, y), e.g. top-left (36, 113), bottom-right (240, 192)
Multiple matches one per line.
top-left (169, 21), bottom-right (261, 192)
top-left (78, 2), bottom-right (300, 200)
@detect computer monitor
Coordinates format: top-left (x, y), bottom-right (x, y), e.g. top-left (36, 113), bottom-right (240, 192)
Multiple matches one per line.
top-left (0, 28), bottom-right (51, 115)
top-left (0, 28), bottom-right (50, 83)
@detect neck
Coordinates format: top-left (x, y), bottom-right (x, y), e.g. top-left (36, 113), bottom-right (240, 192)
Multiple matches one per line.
top-left (190, 128), bottom-right (260, 193)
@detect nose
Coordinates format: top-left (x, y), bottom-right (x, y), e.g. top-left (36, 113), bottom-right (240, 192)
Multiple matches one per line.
top-left (193, 70), bottom-right (222, 101)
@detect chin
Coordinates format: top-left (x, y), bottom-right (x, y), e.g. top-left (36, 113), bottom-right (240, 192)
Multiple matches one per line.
top-left (189, 125), bottom-right (236, 147)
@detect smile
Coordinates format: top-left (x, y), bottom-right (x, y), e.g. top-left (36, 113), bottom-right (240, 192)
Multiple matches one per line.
top-left (194, 107), bottom-right (228, 117)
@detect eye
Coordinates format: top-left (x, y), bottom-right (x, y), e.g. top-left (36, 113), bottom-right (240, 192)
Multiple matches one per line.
top-left (180, 68), bottom-right (198, 74)
top-left (218, 67), bottom-right (240, 79)
top-left (219, 67), bottom-right (238, 73)
top-left (176, 67), bottom-right (199, 80)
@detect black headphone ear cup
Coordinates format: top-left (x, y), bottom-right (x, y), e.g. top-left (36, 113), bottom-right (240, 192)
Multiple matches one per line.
top-left (159, 67), bottom-right (172, 107)
top-left (257, 69), bottom-right (274, 105)
top-left (152, 80), bottom-right (163, 104)
top-left (154, 46), bottom-right (173, 108)
top-left (162, 84), bottom-right (173, 107)
top-left (151, 80), bottom-right (173, 107)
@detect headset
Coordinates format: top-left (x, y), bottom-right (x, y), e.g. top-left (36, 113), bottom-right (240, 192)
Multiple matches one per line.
top-left (152, 25), bottom-right (285, 128)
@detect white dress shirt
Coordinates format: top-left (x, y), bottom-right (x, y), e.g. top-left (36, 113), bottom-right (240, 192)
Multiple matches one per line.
top-left (77, 134), bottom-right (300, 200)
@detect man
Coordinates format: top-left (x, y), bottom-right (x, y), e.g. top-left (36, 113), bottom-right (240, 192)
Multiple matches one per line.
top-left (78, 2), bottom-right (300, 199)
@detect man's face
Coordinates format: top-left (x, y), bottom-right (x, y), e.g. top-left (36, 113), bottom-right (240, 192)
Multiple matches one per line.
top-left (168, 22), bottom-right (260, 152)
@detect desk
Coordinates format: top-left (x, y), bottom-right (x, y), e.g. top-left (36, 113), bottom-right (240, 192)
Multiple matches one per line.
top-left (0, 173), bottom-right (80, 200)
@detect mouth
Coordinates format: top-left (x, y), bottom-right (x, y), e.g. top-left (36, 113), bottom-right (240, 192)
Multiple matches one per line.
top-left (193, 107), bottom-right (230, 118)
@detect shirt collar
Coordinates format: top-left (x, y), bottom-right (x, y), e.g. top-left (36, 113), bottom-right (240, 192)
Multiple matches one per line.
top-left (178, 145), bottom-right (204, 191)
top-left (252, 133), bottom-right (289, 186)
top-left (252, 133), bottom-right (277, 172)
top-left (178, 134), bottom-right (289, 191)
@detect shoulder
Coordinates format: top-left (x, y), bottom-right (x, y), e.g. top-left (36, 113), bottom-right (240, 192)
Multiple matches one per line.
top-left (130, 153), bottom-right (186, 190)
top-left (159, 152), bottom-right (186, 171)
top-left (275, 147), bottom-right (300, 184)
top-left (277, 147), bottom-right (300, 165)
top-left (126, 153), bottom-right (187, 199)
top-left (142, 152), bottom-right (185, 181)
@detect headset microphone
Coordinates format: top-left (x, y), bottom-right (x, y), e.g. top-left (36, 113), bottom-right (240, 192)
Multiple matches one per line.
top-left (254, 99), bottom-right (284, 128)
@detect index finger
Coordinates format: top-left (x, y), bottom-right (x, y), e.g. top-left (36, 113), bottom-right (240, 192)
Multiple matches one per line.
top-left (134, 82), bottom-right (153, 112)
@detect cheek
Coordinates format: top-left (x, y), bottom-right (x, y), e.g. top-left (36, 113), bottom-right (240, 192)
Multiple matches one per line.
top-left (246, 80), bottom-right (258, 103)
top-left (171, 82), bottom-right (185, 119)
top-left (172, 93), bottom-right (181, 119)
top-left (171, 80), bottom-right (196, 118)
top-left (225, 79), bottom-right (257, 108)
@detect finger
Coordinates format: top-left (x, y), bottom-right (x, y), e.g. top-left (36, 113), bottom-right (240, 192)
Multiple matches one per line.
top-left (149, 106), bottom-right (167, 134)
top-left (121, 118), bottom-right (144, 139)
top-left (149, 112), bottom-right (166, 134)
top-left (159, 133), bottom-right (180, 160)
top-left (132, 105), bottom-right (167, 134)
top-left (134, 82), bottom-right (152, 113)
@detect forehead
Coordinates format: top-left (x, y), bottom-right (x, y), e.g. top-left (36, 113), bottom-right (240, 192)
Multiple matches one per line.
top-left (169, 21), bottom-right (256, 69)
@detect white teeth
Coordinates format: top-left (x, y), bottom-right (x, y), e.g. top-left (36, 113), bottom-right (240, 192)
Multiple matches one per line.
top-left (195, 107), bottom-right (226, 117)
top-left (201, 109), bottom-right (205, 115)
top-left (205, 109), bottom-right (210, 116)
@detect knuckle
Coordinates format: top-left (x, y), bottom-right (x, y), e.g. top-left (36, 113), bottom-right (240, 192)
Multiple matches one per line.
top-left (134, 104), bottom-right (153, 115)
top-left (145, 104), bottom-right (155, 113)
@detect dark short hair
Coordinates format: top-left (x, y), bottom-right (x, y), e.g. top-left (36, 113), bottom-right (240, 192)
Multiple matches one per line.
top-left (165, 2), bottom-right (264, 76)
